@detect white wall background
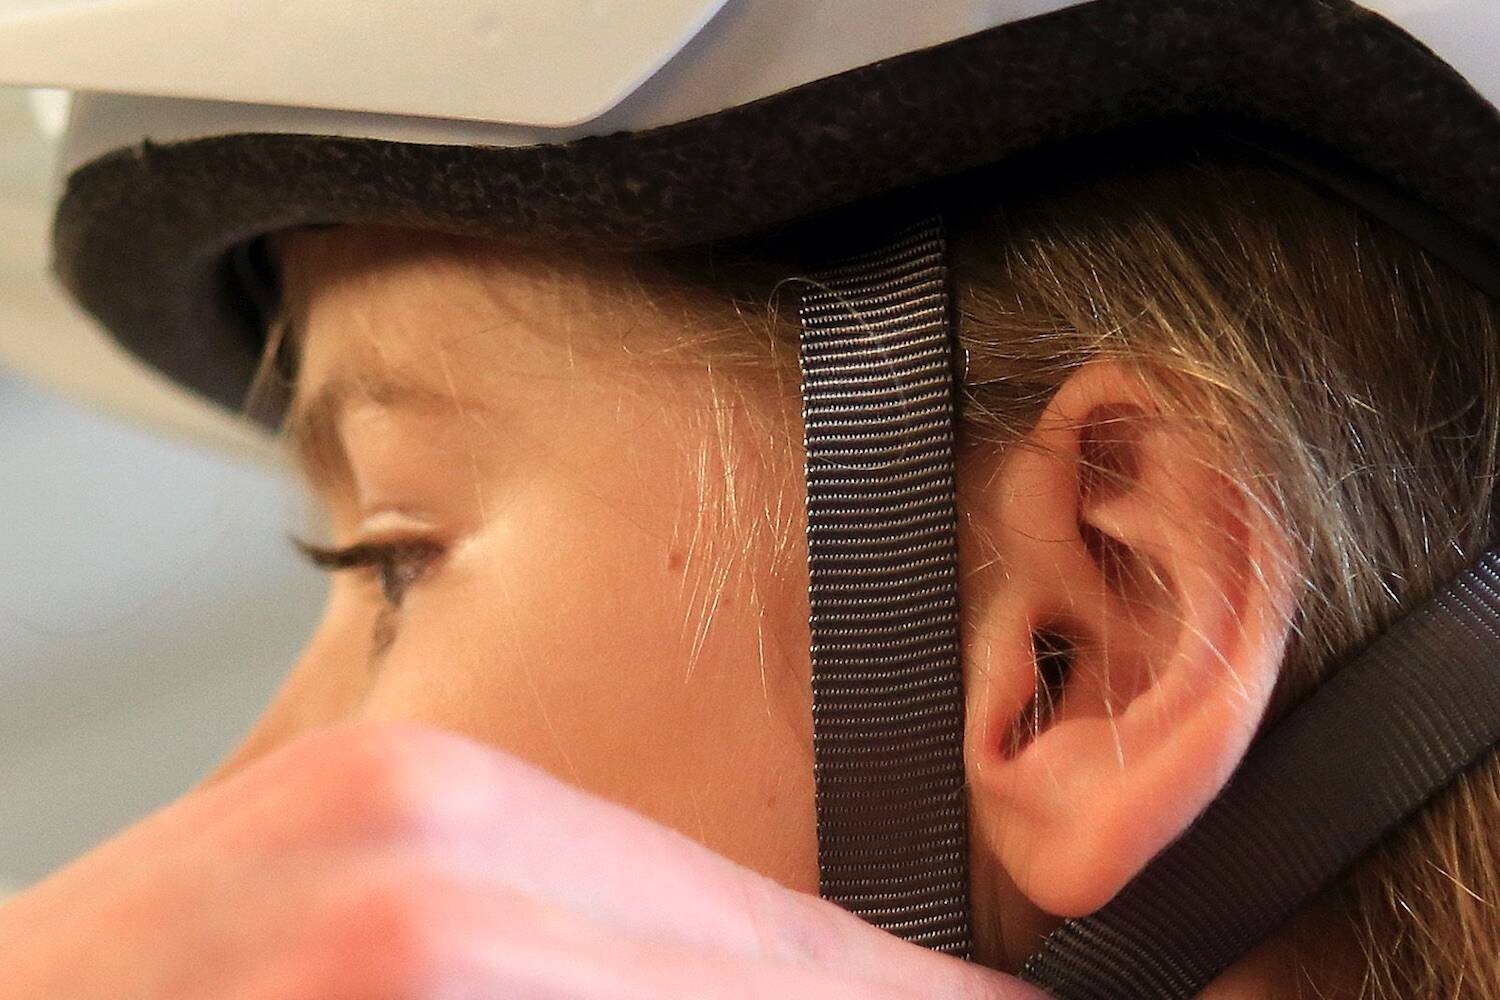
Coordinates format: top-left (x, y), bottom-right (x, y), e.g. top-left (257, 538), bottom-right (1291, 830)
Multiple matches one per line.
top-left (0, 82), bottom-right (324, 893)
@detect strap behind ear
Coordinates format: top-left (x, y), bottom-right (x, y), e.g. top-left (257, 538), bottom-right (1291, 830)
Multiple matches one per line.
top-left (1021, 546), bottom-right (1500, 998)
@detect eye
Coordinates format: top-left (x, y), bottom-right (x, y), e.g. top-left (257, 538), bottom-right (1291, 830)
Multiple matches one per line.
top-left (294, 538), bottom-right (445, 609)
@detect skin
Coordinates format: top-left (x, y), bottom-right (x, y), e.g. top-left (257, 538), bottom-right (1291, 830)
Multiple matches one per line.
top-left (0, 223), bottom-right (1045, 999)
top-left (200, 224), bottom-right (1358, 996)
top-left (214, 228), bottom-right (822, 897)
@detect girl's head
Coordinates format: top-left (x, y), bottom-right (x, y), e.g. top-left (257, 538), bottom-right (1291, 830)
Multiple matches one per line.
top-left (208, 139), bottom-right (1500, 996)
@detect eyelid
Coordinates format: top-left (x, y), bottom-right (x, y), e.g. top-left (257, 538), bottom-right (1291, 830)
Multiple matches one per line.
top-left (293, 509), bottom-right (444, 566)
top-left (293, 537), bottom-right (440, 569)
top-left (293, 536), bottom-right (445, 606)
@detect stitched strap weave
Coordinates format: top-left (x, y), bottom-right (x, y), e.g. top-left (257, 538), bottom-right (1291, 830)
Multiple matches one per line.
top-left (798, 219), bottom-right (973, 957)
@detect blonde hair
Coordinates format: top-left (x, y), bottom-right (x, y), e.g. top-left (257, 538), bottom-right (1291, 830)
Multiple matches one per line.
top-left (945, 147), bottom-right (1500, 997)
top-left (653, 138), bottom-right (1500, 994)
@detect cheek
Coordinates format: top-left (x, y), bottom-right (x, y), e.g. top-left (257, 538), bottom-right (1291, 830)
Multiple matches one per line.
top-left (357, 446), bottom-right (820, 893)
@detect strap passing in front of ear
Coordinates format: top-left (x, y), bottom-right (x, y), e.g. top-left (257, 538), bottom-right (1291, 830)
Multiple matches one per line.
top-left (797, 218), bottom-right (974, 957)
top-left (1021, 545), bottom-right (1500, 998)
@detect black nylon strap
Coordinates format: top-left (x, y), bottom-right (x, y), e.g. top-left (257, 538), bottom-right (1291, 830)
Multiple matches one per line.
top-left (1021, 546), bottom-right (1500, 998)
top-left (798, 219), bottom-right (973, 957)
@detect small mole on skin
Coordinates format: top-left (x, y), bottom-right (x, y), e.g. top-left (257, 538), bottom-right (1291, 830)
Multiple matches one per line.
top-left (667, 549), bottom-right (686, 571)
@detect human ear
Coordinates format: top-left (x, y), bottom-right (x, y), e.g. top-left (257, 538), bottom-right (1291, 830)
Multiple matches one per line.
top-left (961, 361), bottom-right (1296, 918)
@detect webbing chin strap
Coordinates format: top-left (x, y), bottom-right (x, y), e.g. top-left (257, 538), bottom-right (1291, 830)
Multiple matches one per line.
top-left (798, 218), bottom-right (1500, 995)
top-left (799, 218), bottom-right (974, 957)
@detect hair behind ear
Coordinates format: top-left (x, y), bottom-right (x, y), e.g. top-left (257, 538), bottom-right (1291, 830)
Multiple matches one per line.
top-left (945, 141), bottom-right (1500, 994)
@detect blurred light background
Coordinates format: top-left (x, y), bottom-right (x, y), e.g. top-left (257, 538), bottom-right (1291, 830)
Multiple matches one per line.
top-left (0, 81), bottom-right (324, 895)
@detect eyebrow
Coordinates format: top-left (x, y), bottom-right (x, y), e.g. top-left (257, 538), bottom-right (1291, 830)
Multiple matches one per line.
top-left (284, 376), bottom-right (458, 488)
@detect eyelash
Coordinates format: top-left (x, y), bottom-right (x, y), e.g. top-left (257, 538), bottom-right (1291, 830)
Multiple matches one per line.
top-left (294, 538), bottom-right (445, 608)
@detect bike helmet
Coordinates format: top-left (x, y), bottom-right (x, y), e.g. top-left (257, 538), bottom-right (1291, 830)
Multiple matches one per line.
top-left (5, 2), bottom-right (1500, 995)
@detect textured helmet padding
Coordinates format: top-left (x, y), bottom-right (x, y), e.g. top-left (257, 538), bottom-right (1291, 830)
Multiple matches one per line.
top-left (51, 0), bottom-right (1500, 419)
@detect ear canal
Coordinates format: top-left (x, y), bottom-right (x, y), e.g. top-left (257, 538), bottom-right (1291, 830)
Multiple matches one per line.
top-left (1005, 622), bottom-right (1078, 760)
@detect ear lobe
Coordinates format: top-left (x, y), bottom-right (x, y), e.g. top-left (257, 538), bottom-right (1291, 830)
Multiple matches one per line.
top-left (962, 361), bottom-right (1296, 919)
